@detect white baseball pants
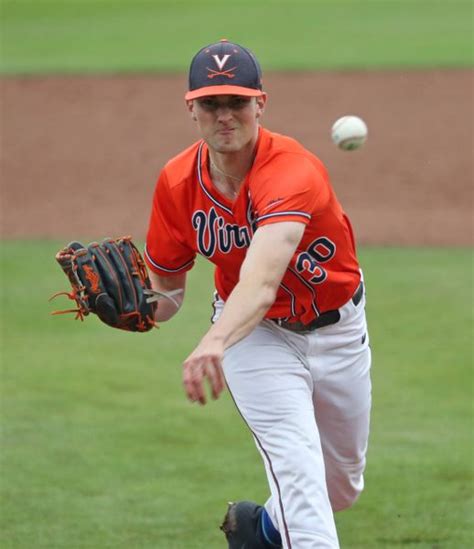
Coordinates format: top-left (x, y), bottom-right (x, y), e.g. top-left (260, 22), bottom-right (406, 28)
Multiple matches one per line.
top-left (214, 288), bottom-right (372, 548)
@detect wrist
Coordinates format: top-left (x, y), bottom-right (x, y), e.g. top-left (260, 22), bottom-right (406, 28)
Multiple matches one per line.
top-left (203, 327), bottom-right (227, 346)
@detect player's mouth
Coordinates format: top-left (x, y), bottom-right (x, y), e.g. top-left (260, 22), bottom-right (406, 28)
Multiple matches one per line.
top-left (217, 127), bottom-right (236, 135)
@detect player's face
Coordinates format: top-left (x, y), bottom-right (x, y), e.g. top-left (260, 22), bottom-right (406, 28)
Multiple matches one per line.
top-left (188, 94), bottom-right (266, 153)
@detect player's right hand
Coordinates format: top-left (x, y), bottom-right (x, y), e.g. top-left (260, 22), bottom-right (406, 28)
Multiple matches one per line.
top-left (182, 338), bottom-right (226, 405)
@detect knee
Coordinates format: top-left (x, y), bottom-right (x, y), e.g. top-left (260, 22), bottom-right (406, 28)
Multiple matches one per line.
top-left (326, 459), bottom-right (365, 512)
top-left (330, 481), bottom-right (362, 511)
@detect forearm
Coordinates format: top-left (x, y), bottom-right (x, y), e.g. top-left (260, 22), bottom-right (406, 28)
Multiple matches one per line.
top-left (148, 270), bottom-right (186, 322)
top-left (154, 294), bottom-right (183, 322)
top-left (202, 222), bottom-right (305, 349)
top-left (205, 278), bottom-right (277, 349)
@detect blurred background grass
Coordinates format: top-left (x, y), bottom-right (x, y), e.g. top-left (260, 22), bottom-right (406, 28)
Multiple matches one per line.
top-left (1, 0), bottom-right (473, 74)
top-left (1, 0), bottom-right (473, 547)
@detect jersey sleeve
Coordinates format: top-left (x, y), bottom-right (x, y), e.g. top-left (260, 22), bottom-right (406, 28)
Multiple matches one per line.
top-left (145, 170), bottom-right (196, 276)
top-left (252, 154), bottom-right (331, 228)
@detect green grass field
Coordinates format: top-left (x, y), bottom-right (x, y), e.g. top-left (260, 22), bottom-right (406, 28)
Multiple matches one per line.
top-left (1, 243), bottom-right (472, 548)
top-left (1, 0), bottom-right (472, 74)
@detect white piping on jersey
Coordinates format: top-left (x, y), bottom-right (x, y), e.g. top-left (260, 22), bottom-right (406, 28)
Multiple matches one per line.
top-left (279, 282), bottom-right (297, 317)
top-left (257, 211), bottom-right (312, 223)
top-left (287, 266), bottom-right (321, 317)
top-left (197, 142), bottom-right (233, 216)
top-left (246, 190), bottom-right (256, 236)
top-left (144, 244), bottom-right (194, 273)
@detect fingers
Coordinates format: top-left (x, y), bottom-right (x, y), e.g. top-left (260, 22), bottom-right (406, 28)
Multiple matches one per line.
top-left (204, 358), bottom-right (226, 400)
top-left (182, 357), bottom-right (226, 405)
top-left (183, 359), bottom-right (206, 405)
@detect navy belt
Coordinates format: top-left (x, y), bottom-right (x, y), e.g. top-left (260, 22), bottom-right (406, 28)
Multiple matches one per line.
top-left (273, 281), bottom-right (364, 333)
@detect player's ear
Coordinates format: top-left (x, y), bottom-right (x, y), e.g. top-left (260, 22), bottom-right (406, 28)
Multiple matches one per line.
top-left (186, 100), bottom-right (197, 121)
top-left (255, 93), bottom-right (267, 118)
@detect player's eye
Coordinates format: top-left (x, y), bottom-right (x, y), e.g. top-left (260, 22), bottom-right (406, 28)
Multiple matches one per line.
top-left (197, 97), bottom-right (251, 112)
top-left (229, 97), bottom-right (250, 110)
top-left (199, 99), bottom-right (218, 111)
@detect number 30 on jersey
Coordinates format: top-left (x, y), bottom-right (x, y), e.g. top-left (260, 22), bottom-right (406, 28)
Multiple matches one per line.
top-left (295, 237), bottom-right (336, 284)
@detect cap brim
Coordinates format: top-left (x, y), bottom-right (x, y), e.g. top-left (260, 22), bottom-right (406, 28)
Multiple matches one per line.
top-left (185, 85), bottom-right (263, 101)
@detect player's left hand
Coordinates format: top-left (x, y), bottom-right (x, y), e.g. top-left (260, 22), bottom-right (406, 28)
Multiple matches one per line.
top-left (182, 337), bottom-right (226, 405)
top-left (51, 236), bottom-right (158, 332)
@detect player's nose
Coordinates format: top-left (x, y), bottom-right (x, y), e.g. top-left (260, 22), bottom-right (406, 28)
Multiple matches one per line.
top-left (215, 105), bottom-right (234, 121)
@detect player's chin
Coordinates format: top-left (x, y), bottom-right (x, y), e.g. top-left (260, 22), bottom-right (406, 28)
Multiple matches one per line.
top-left (212, 139), bottom-right (243, 153)
top-left (207, 132), bottom-right (239, 151)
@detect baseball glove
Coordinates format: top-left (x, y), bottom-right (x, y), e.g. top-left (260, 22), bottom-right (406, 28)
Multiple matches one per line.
top-left (51, 236), bottom-right (162, 332)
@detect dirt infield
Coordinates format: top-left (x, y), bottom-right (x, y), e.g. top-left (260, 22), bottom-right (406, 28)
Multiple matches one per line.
top-left (1, 69), bottom-right (472, 245)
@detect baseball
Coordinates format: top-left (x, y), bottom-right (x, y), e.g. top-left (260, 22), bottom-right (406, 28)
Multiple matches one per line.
top-left (331, 115), bottom-right (368, 151)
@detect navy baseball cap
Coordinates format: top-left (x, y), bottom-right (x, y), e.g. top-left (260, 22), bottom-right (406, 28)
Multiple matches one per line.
top-left (185, 39), bottom-right (264, 100)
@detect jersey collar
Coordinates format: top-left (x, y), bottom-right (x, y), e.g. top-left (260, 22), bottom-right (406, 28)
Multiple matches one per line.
top-left (196, 127), bottom-right (266, 215)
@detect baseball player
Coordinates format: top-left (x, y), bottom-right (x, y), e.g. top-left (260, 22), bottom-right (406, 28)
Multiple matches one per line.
top-left (144, 39), bottom-right (372, 548)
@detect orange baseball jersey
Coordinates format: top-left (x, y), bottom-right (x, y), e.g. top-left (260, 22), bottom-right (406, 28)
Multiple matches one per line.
top-left (145, 127), bottom-right (361, 324)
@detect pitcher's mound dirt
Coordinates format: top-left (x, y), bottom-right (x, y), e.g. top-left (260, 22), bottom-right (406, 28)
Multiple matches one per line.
top-left (1, 69), bottom-right (472, 245)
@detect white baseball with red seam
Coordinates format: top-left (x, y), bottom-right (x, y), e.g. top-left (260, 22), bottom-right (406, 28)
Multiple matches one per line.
top-left (331, 115), bottom-right (368, 151)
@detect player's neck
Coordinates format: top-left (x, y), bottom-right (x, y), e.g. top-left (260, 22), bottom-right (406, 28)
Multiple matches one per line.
top-left (208, 140), bottom-right (257, 196)
top-left (209, 152), bottom-right (253, 200)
